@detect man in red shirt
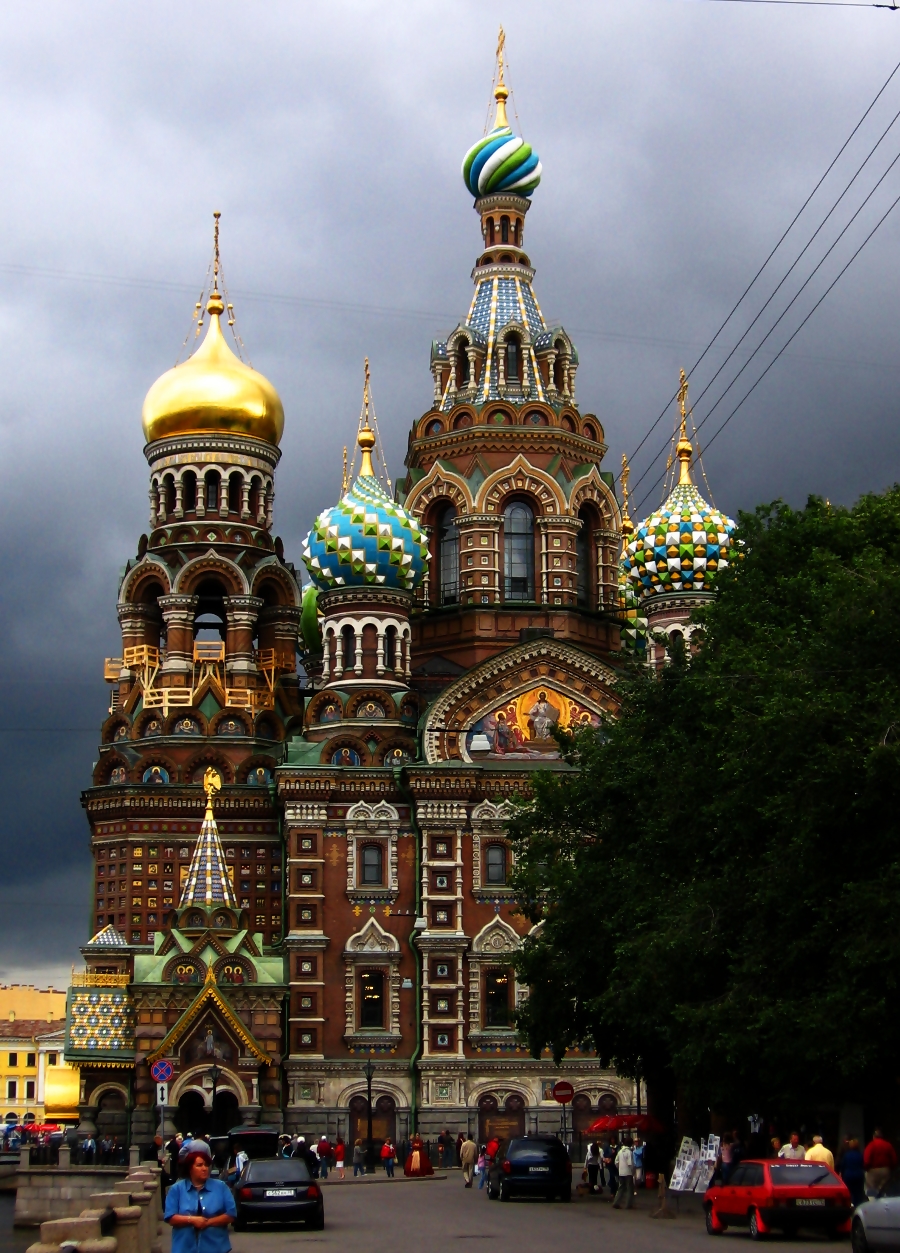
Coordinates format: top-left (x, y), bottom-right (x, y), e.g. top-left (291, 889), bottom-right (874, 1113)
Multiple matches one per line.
top-left (864, 1129), bottom-right (897, 1198)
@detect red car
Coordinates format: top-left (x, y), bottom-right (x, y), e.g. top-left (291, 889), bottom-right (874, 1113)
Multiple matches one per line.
top-left (705, 1159), bottom-right (853, 1240)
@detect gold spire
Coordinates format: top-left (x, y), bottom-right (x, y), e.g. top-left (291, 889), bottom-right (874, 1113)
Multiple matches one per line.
top-left (494, 26), bottom-right (509, 129)
top-left (675, 368), bottom-right (694, 486)
top-left (207, 210), bottom-right (224, 314)
top-left (358, 358), bottom-right (376, 478)
top-left (620, 453), bottom-right (634, 539)
top-left (203, 766), bottom-right (222, 820)
top-left (342, 445), bottom-right (349, 495)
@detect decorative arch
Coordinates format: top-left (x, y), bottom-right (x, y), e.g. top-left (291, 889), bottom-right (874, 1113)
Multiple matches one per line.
top-left (163, 954), bottom-right (208, 984)
top-left (214, 955), bottom-right (256, 985)
top-left (250, 559), bottom-right (301, 606)
top-left (94, 753), bottom-right (129, 787)
top-left (174, 550), bottom-right (249, 596)
top-left (89, 1081), bottom-right (130, 1107)
top-left (136, 753), bottom-right (178, 784)
top-left (119, 557), bottom-right (173, 606)
top-left (209, 710), bottom-right (251, 737)
top-left (101, 714), bottom-right (132, 745)
top-left (476, 454), bottom-right (567, 516)
top-left (170, 1064), bottom-right (248, 1107)
top-left (336, 1077), bottom-right (410, 1111)
top-left (375, 738), bottom-right (417, 767)
top-left (321, 737), bottom-right (371, 767)
top-left (568, 467), bottom-right (620, 529)
top-left (344, 915), bottom-right (401, 956)
top-left (253, 710), bottom-right (285, 741)
top-left (471, 915), bottom-right (521, 956)
top-left (305, 691), bottom-right (345, 726)
top-left (183, 751), bottom-right (234, 786)
top-left (345, 689), bottom-right (397, 720)
top-left (164, 709), bottom-right (207, 737)
top-left (403, 464), bottom-right (474, 522)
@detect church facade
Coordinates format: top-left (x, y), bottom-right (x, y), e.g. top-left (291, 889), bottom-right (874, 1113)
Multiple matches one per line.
top-left (65, 53), bottom-right (728, 1152)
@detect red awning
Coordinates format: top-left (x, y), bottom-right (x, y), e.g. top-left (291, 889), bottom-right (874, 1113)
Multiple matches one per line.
top-left (586, 1113), bottom-right (666, 1134)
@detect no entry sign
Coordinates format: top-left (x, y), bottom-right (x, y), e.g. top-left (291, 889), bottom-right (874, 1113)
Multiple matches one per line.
top-left (150, 1059), bottom-right (173, 1083)
top-left (553, 1081), bottom-right (574, 1105)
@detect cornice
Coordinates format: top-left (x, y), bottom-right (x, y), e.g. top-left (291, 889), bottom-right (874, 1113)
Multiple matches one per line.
top-left (469, 261), bottom-right (536, 283)
top-left (144, 432), bottom-right (281, 469)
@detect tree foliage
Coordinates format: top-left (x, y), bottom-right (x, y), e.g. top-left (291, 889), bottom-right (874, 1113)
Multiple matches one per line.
top-left (509, 491), bottom-right (900, 1119)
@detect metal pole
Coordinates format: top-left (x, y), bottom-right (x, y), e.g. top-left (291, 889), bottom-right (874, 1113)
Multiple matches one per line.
top-left (365, 1061), bottom-right (375, 1174)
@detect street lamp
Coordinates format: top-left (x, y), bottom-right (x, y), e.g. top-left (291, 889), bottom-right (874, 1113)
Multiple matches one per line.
top-left (363, 1058), bottom-right (375, 1174)
top-left (208, 1064), bottom-right (222, 1135)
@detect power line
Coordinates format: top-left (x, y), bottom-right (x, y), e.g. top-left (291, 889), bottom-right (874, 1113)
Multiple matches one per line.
top-left (697, 0), bottom-right (898, 8)
top-left (623, 53), bottom-right (900, 481)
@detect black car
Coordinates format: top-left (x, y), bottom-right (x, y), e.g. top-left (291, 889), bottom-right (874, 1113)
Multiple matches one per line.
top-left (234, 1158), bottom-right (324, 1230)
top-left (486, 1135), bottom-right (572, 1203)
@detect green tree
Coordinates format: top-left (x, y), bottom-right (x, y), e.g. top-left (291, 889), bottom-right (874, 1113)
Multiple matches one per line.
top-left (509, 491), bottom-right (900, 1124)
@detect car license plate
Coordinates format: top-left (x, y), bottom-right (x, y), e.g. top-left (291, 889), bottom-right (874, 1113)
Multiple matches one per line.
top-left (796, 1199), bottom-right (825, 1207)
top-left (529, 1166), bottom-right (550, 1172)
top-left (265, 1189), bottom-right (294, 1197)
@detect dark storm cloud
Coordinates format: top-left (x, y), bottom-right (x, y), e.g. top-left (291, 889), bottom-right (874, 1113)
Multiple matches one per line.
top-left (1, 0), bottom-right (898, 982)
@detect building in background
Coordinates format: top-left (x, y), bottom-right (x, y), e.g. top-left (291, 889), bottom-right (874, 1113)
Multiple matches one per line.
top-left (0, 986), bottom-right (78, 1125)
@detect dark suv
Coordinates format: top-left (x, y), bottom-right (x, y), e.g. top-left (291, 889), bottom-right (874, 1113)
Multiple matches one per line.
top-left (487, 1135), bottom-right (572, 1203)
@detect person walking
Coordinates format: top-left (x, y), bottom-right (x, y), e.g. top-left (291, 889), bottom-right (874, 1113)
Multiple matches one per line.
top-left (584, 1141), bottom-right (601, 1193)
top-left (477, 1145), bottom-right (487, 1190)
top-left (164, 1141), bottom-right (236, 1253)
top-left (864, 1129), bottom-right (897, 1198)
top-left (380, 1138), bottom-right (396, 1178)
top-left (602, 1138), bottom-right (618, 1196)
top-left (806, 1135), bottom-right (834, 1169)
top-left (840, 1138), bottom-right (866, 1207)
top-left (613, 1140), bottom-right (635, 1210)
top-left (352, 1139), bottom-right (365, 1178)
top-left (317, 1136), bottom-right (331, 1180)
top-left (460, 1134), bottom-right (477, 1187)
top-left (632, 1137), bottom-right (645, 1189)
top-left (334, 1137), bottom-right (345, 1180)
top-left (779, 1133), bottom-right (806, 1161)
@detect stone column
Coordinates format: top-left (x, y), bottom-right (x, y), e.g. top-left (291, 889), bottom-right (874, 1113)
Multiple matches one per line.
top-left (158, 595), bottom-right (198, 679)
top-left (173, 477), bottom-right (184, 519)
top-left (223, 595), bottom-right (263, 685)
top-left (241, 479), bottom-right (251, 520)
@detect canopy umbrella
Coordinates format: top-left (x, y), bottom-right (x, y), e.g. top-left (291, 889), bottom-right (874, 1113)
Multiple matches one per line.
top-left (586, 1113), bottom-right (666, 1135)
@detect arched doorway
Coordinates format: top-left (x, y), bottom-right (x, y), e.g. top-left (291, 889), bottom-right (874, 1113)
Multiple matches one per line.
top-left (478, 1092), bottom-right (526, 1146)
top-left (349, 1093), bottom-right (397, 1150)
top-left (211, 1090), bottom-right (240, 1137)
top-left (572, 1093), bottom-right (594, 1136)
top-left (176, 1090), bottom-right (207, 1137)
top-left (95, 1089), bottom-right (127, 1140)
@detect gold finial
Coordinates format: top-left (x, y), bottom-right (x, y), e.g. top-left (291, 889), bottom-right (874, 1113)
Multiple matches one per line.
top-left (206, 211), bottom-right (225, 315)
top-left (342, 444), bottom-right (349, 495)
top-left (620, 453), bottom-right (634, 539)
top-left (358, 357), bottom-right (376, 478)
top-left (494, 26), bottom-right (509, 130)
top-left (203, 766), bottom-right (222, 816)
top-left (675, 367), bottom-right (694, 486)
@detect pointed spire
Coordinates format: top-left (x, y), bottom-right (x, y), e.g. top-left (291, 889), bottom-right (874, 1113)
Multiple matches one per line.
top-left (357, 358), bottom-right (377, 479)
top-left (675, 368), bottom-right (694, 486)
top-left (494, 26), bottom-right (509, 130)
top-left (620, 453), bottom-right (634, 541)
top-left (180, 767), bottom-right (237, 909)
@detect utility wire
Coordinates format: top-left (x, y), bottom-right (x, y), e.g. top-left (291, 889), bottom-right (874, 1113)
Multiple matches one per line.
top-left (629, 117), bottom-right (900, 501)
top-left (698, 0), bottom-right (898, 8)
top-left (622, 53), bottom-right (900, 479)
top-left (632, 181), bottom-right (900, 512)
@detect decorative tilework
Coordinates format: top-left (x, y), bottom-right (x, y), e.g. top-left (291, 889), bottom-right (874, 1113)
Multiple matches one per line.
top-left (622, 481), bottom-right (736, 601)
top-left (66, 987), bottom-right (135, 1058)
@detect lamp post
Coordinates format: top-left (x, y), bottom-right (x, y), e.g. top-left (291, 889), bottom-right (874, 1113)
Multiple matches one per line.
top-left (208, 1064), bottom-right (222, 1135)
top-left (363, 1058), bottom-right (375, 1174)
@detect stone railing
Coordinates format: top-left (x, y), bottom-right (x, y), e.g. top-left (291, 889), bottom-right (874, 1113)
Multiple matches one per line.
top-left (24, 1165), bottom-right (163, 1253)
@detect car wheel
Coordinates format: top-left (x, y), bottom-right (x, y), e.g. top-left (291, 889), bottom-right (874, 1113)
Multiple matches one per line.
top-left (705, 1207), bottom-right (723, 1236)
top-left (307, 1214), bottom-right (325, 1231)
top-left (851, 1220), bottom-right (869, 1253)
top-left (500, 1184), bottom-right (510, 1202)
top-left (749, 1209), bottom-right (766, 1241)
top-left (233, 1218), bottom-right (246, 1233)
top-left (487, 1183), bottom-right (498, 1200)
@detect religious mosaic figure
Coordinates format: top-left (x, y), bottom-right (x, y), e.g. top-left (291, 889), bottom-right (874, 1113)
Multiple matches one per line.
top-left (528, 691), bottom-right (560, 740)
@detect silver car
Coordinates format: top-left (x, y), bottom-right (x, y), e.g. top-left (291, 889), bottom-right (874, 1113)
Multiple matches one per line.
top-left (852, 1173), bottom-right (900, 1252)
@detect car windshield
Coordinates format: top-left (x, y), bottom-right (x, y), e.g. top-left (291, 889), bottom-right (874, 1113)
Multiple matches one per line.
top-left (769, 1164), bottom-right (841, 1188)
top-left (507, 1139), bottom-right (563, 1161)
top-left (245, 1161), bottom-right (311, 1184)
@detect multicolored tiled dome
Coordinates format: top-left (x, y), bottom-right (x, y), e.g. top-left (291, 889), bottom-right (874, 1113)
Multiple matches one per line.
top-left (302, 428), bottom-right (428, 593)
top-left (462, 49), bottom-right (541, 199)
top-left (622, 477), bottom-right (736, 601)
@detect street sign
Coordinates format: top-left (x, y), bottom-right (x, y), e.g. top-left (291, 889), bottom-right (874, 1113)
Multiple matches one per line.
top-left (553, 1081), bottom-right (575, 1105)
top-left (156, 1082), bottom-right (169, 1107)
top-left (150, 1060), bottom-right (173, 1083)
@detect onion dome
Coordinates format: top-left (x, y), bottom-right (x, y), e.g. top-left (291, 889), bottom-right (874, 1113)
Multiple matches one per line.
top-left (462, 38), bottom-right (541, 198)
top-left (303, 422), bottom-right (428, 593)
top-left (300, 583), bottom-right (322, 652)
top-left (142, 287), bottom-right (284, 447)
top-left (622, 421), bottom-right (736, 601)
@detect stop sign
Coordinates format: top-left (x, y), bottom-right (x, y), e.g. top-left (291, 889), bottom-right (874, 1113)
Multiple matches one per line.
top-left (553, 1080), bottom-right (574, 1105)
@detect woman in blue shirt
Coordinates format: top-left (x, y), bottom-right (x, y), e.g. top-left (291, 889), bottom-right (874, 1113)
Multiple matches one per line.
top-left (164, 1141), bottom-right (236, 1253)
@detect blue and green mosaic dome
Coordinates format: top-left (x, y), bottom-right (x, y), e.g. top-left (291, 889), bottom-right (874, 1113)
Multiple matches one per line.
top-left (302, 474), bottom-right (429, 593)
top-left (462, 124), bottom-right (542, 199)
top-left (622, 481), bottom-right (736, 600)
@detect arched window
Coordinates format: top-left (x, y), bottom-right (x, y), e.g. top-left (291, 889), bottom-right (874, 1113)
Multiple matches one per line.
top-left (457, 344), bottom-right (470, 386)
top-left (437, 506), bottom-right (459, 606)
top-left (487, 219), bottom-right (495, 246)
top-left (553, 341), bottom-right (566, 392)
top-left (513, 219), bottom-right (520, 246)
top-left (384, 626), bottom-right (397, 671)
top-left (506, 336), bottom-right (520, 383)
top-left (576, 524), bottom-right (590, 607)
top-left (341, 625), bottom-right (356, 672)
top-left (484, 969), bottom-right (510, 1027)
top-left (361, 844), bottom-right (383, 885)
top-left (359, 970), bottom-right (385, 1029)
top-left (228, 473), bottom-right (241, 514)
top-left (162, 474), bottom-right (175, 516)
top-left (182, 471), bottom-right (197, 512)
top-left (248, 476), bottom-right (261, 520)
top-left (205, 471), bottom-right (220, 513)
top-left (500, 215), bottom-right (509, 243)
top-left (485, 844), bottom-right (507, 885)
top-left (504, 502), bottom-right (534, 602)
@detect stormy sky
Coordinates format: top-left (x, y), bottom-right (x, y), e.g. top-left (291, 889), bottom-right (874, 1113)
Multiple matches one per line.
top-left (1, 0), bottom-right (898, 987)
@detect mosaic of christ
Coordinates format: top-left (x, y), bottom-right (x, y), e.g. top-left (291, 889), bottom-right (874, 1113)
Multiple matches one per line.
top-left (465, 687), bottom-right (600, 760)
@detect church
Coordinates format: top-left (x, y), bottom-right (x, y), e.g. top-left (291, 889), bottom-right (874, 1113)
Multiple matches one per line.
top-left (65, 42), bottom-right (735, 1154)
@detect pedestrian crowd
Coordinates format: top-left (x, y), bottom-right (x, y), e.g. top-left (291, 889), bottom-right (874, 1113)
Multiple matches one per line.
top-left (580, 1135), bottom-right (646, 1209)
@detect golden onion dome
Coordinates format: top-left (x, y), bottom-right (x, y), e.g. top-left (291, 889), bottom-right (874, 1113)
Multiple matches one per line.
top-left (141, 290), bottom-right (284, 447)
